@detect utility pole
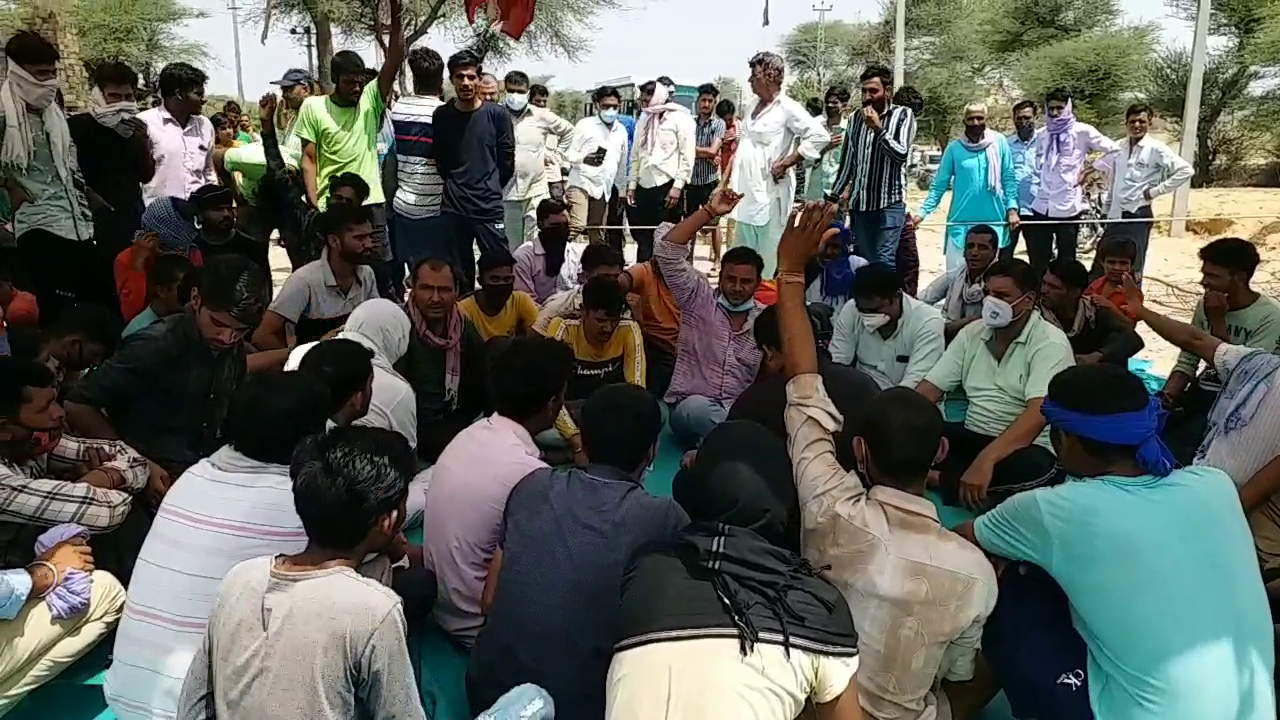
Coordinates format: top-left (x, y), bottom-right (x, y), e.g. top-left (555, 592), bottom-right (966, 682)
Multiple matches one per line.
top-left (228, 0), bottom-right (246, 102)
top-left (1171, 0), bottom-right (1211, 238)
top-left (893, 0), bottom-right (906, 88)
top-left (290, 26), bottom-right (315, 76)
top-left (812, 2), bottom-right (832, 91)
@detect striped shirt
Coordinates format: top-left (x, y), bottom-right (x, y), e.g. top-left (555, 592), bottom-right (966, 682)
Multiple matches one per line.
top-left (691, 115), bottom-right (726, 186)
top-left (391, 94), bottom-right (445, 219)
top-left (829, 103), bottom-right (916, 212)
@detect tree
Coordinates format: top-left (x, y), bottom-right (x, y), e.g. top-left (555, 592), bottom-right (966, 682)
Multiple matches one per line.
top-left (713, 75), bottom-right (742, 105)
top-left (73, 0), bottom-right (210, 94)
top-left (780, 19), bottom-right (889, 101)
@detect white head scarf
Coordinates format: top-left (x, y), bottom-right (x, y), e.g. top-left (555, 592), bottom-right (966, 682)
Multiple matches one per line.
top-left (339, 299), bottom-right (412, 373)
top-left (88, 87), bottom-right (139, 137)
top-left (0, 59), bottom-right (72, 180)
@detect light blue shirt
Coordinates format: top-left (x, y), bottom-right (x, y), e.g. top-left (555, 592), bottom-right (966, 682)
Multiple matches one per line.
top-left (975, 466), bottom-right (1276, 720)
top-left (122, 306), bottom-right (160, 338)
top-left (1007, 129), bottom-right (1040, 216)
top-left (0, 568), bottom-right (33, 620)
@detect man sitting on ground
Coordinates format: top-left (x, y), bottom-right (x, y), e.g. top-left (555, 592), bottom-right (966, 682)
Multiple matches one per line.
top-left (776, 202), bottom-right (998, 720)
top-left (916, 258), bottom-right (1074, 509)
top-left (830, 262), bottom-right (945, 390)
top-left (654, 191), bottom-right (764, 449)
top-left (1084, 235), bottom-right (1139, 324)
top-left (254, 203), bottom-right (379, 348)
top-left (459, 248), bottom-right (540, 341)
top-left (175, 426), bottom-right (424, 720)
top-left (920, 224), bottom-right (997, 341)
top-left (961, 363), bottom-right (1275, 720)
top-left (534, 243), bottom-right (626, 333)
top-left (190, 184), bottom-right (270, 274)
top-left (122, 254), bottom-right (194, 338)
top-left (399, 259), bottom-right (489, 463)
top-left (295, 338), bottom-right (375, 428)
top-left (41, 304), bottom-right (123, 393)
top-left (1161, 237), bottom-right (1280, 465)
top-left (1040, 258), bottom-right (1143, 366)
top-left (616, 251), bottom-right (682, 399)
top-left (467, 384), bottom-right (686, 718)
top-left (423, 336), bottom-right (572, 648)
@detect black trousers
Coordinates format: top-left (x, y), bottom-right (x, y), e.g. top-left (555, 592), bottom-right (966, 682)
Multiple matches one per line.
top-left (630, 180), bottom-right (683, 262)
top-left (936, 423), bottom-right (1060, 508)
top-left (443, 212), bottom-right (507, 291)
top-left (17, 230), bottom-right (116, 327)
top-left (1024, 212), bottom-right (1081, 277)
top-left (605, 186), bottom-right (626, 255)
top-left (644, 336), bottom-right (677, 400)
top-left (1162, 382), bottom-right (1218, 466)
top-left (999, 214), bottom-right (1036, 263)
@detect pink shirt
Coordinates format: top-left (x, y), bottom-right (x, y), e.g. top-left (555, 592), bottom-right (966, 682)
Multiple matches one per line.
top-left (138, 106), bottom-right (217, 205)
top-left (422, 415), bottom-right (547, 646)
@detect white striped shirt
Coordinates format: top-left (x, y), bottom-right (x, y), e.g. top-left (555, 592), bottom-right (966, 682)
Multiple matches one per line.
top-left (830, 103), bottom-right (917, 212)
top-left (391, 94), bottom-right (446, 219)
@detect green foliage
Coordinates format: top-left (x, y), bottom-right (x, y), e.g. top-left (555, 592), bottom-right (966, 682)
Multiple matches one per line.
top-left (781, 19), bottom-right (887, 102)
top-left (980, 0), bottom-right (1121, 56)
top-left (73, 0), bottom-right (210, 91)
top-left (713, 75), bottom-right (743, 104)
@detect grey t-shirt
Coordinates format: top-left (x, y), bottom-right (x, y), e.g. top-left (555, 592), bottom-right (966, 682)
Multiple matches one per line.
top-left (177, 555), bottom-right (424, 720)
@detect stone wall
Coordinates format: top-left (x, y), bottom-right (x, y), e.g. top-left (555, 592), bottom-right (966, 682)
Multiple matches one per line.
top-left (1, 0), bottom-right (91, 111)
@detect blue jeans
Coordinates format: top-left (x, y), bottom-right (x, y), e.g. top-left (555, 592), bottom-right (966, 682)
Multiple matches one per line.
top-left (668, 395), bottom-right (729, 450)
top-left (392, 213), bottom-right (450, 275)
top-left (850, 201), bottom-right (906, 269)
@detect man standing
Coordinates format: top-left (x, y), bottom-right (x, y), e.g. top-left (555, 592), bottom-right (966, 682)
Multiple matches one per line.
top-left (501, 70), bottom-right (574, 250)
top-left (1025, 88), bottom-right (1119, 275)
top-left (829, 64), bottom-right (916, 270)
top-left (804, 86), bottom-right (849, 203)
top-left (268, 68), bottom-right (314, 165)
top-left (295, 0), bottom-right (404, 299)
top-left (2, 32), bottom-right (104, 324)
top-left (1003, 100), bottom-right (1040, 261)
top-left (685, 83), bottom-right (726, 263)
top-left (479, 73), bottom-right (500, 102)
top-left (627, 78), bottom-right (695, 262)
top-left (435, 50), bottom-right (516, 291)
top-left (1097, 103), bottom-right (1192, 280)
top-left (565, 86), bottom-right (629, 249)
top-left (139, 62), bottom-right (216, 205)
top-left (530, 84), bottom-right (566, 202)
top-left (390, 46), bottom-right (447, 269)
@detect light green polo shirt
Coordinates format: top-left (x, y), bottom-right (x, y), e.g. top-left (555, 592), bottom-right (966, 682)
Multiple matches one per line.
top-left (1171, 294), bottom-right (1280, 388)
top-left (829, 293), bottom-right (945, 390)
top-left (922, 310), bottom-right (1074, 447)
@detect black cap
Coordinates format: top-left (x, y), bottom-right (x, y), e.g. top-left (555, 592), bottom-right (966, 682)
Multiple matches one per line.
top-left (270, 68), bottom-right (314, 88)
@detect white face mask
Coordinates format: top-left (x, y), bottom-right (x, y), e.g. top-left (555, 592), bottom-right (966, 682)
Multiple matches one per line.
top-left (860, 312), bottom-right (891, 332)
top-left (504, 92), bottom-right (529, 112)
top-left (598, 108), bottom-right (618, 124)
top-left (981, 295), bottom-right (1027, 328)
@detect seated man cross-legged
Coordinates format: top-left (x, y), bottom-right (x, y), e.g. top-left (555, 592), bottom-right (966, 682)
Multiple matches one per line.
top-left (919, 224), bottom-right (997, 342)
top-left (829, 262), bottom-right (945, 391)
top-left (459, 247), bottom-right (541, 341)
top-left (916, 258), bottom-right (1074, 509)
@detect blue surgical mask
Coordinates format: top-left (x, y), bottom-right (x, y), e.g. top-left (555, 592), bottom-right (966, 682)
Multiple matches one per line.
top-left (599, 109), bottom-right (618, 125)
top-left (717, 293), bottom-right (756, 313)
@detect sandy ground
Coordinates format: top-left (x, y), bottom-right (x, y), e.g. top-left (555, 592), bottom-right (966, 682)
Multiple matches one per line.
top-left (266, 187), bottom-right (1280, 378)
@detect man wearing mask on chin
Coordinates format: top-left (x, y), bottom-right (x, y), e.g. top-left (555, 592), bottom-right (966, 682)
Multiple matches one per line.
top-left (916, 258), bottom-right (1074, 510)
top-left (565, 86), bottom-right (629, 248)
top-left (2, 32), bottom-right (110, 325)
top-left (0, 357), bottom-right (158, 584)
top-left (500, 70), bottom-right (574, 250)
top-left (651, 189), bottom-right (765, 450)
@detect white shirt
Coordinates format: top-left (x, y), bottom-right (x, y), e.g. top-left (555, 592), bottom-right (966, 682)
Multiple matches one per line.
top-left (829, 294), bottom-right (946, 390)
top-left (730, 96), bottom-right (830, 227)
top-left (506, 106), bottom-right (574, 201)
top-left (138, 106), bottom-right (216, 205)
top-left (284, 341), bottom-right (418, 451)
top-left (627, 108), bottom-right (696, 191)
top-left (1030, 121), bottom-right (1119, 218)
top-left (567, 116), bottom-right (630, 200)
top-left (1097, 134), bottom-right (1193, 217)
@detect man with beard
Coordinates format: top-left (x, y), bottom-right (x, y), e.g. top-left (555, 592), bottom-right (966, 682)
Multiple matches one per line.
top-left (190, 184), bottom-right (269, 273)
top-left (65, 255), bottom-right (270, 480)
top-left (254, 203), bottom-right (379, 349)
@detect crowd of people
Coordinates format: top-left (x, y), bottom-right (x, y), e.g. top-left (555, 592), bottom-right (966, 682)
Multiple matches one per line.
top-left (0, 12), bottom-right (1277, 720)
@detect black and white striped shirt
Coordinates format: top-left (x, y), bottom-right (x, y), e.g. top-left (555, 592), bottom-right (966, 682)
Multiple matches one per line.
top-left (830, 103), bottom-right (916, 212)
top-left (390, 94), bottom-right (445, 219)
top-left (691, 115), bottom-right (725, 186)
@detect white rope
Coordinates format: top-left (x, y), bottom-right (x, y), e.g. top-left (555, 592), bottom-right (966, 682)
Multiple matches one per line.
top-left (580, 213), bottom-right (1280, 231)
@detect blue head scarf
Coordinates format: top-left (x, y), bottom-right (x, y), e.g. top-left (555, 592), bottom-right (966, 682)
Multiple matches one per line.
top-left (140, 197), bottom-right (198, 256)
top-left (1040, 394), bottom-right (1175, 477)
top-left (820, 222), bottom-right (856, 301)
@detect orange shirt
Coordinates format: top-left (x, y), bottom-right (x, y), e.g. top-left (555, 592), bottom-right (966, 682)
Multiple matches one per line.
top-left (114, 247), bottom-right (149, 322)
top-left (2, 290), bottom-right (38, 327)
top-left (626, 261), bottom-right (681, 350)
top-left (1085, 277), bottom-right (1136, 320)
top-left (754, 280), bottom-right (778, 306)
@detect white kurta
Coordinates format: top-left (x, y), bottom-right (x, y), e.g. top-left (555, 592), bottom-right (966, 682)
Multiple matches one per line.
top-left (730, 96), bottom-right (830, 228)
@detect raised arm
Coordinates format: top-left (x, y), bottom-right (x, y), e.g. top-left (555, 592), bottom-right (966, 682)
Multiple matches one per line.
top-left (653, 190), bottom-right (742, 309)
top-left (1123, 273), bottom-right (1222, 368)
top-left (878, 107), bottom-right (914, 164)
top-left (376, 0), bottom-right (405, 102)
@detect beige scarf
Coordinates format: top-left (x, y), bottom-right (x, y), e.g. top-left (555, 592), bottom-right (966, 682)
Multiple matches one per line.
top-left (0, 60), bottom-right (72, 182)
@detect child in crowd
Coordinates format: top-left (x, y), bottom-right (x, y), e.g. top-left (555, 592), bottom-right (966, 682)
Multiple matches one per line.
top-left (121, 254), bottom-right (194, 338)
top-left (1085, 235), bottom-right (1139, 323)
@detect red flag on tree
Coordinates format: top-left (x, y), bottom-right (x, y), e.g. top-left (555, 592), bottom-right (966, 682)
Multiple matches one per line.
top-left (465, 0), bottom-right (538, 41)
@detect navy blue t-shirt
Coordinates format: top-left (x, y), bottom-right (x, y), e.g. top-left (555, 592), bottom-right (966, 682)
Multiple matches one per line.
top-left (432, 100), bottom-right (515, 222)
top-left (467, 464), bottom-right (688, 720)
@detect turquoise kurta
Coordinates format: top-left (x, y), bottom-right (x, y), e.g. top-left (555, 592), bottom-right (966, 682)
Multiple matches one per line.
top-left (921, 136), bottom-right (1018, 269)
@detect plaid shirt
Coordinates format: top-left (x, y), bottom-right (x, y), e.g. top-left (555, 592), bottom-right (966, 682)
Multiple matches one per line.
top-left (0, 434), bottom-right (150, 565)
top-left (691, 115), bottom-right (726, 186)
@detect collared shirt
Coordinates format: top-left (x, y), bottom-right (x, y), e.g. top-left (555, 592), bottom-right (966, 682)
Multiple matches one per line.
top-left (138, 106), bottom-right (216, 205)
top-left (506, 106), bottom-right (574, 201)
top-left (469, 463), bottom-right (687, 718)
top-left (923, 311), bottom-right (1075, 447)
top-left (0, 433), bottom-right (149, 566)
top-left (1030, 121), bottom-right (1119, 217)
top-left (829, 294), bottom-right (945, 390)
top-left (1006, 129), bottom-right (1041, 216)
top-left (829, 103), bottom-right (917, 212)
top-left (390, 94), bottom-right (446, 219)
top-left (654, 236), bottom-right (762, 405)
top-left (513, 238), bottom-right (583, 304)
top-left (784, 374), bottom-right (998, 720)
top-left (1097, 134), bottom-right (1193, 218)
top-left (920, 266), bottom-right (985, 322)
top-left (690, 114), bottom-right (726, 186)
top-left (65, 311), bottom-right (247, 475)
top-left (0, 110), bottom-right (94, 241)
top-left (628, 108), bottom-right (696, 191)
top-left (1171, 295), bottom-right (1280, 387)
top-left (804, 115), bottom-right (848, 201)
top-left (424, 414), bottom-right (548, 646)
top-left (975, 465), bottom-right (1275, 720)
top-left (267, 250), bottom-right (379, 343)
top-left (566, 116), bottom-right (629, 200)
top-left (729, 96), bottom-right (829, 227)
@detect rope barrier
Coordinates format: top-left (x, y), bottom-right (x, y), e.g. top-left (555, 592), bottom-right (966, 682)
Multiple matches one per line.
top-left (579, 213), bottom-right (1280, 231)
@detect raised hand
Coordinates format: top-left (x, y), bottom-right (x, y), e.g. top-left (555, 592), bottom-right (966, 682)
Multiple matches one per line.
top-left (777, 201), bottom-right (839, 273)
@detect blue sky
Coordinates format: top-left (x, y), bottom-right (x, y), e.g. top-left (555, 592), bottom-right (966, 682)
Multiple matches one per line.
top-left (187, 0), bottom-right (1195, 99)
